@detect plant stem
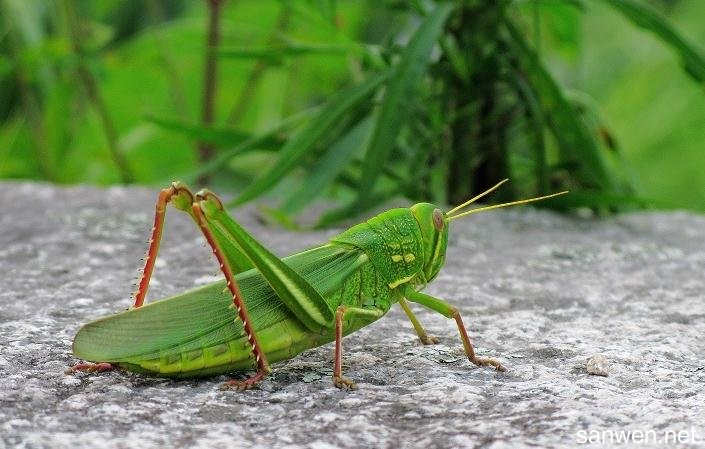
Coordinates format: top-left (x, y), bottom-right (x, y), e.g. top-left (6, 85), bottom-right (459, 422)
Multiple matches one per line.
top-left (78, 66), bottom-right (134, 183)
top-left (64, 0), bottom-right (134, 184)
top-left (147, 0), bottom-right (188, 116)
top-left (198, 0), bottom-right (225, 185)
top-left (226, 5), bottom-right (291, 126)
top-left (532, 0), bottom-right (541, 57)
top-left (19, 75), bottom-right (55, 181)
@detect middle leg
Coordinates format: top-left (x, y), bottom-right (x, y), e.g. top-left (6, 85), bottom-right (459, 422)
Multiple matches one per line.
top-left (398, 298), bottom-right (439, 345)
top-left (333, 305), bottom-right (384, 390)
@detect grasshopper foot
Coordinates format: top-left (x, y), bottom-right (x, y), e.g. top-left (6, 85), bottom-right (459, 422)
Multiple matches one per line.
top-left (220, 371), bottom-right (267, 391)
top-left (333, 375), bottom-right (356, 390)
top-left (420, 335), bottom-right (440, 345)
top-left (65, 362), bottom-right (114, 374)
top-left (220, 380), bottom-right (255, 391)
top-left (471, 357), bottom-right (506, 372)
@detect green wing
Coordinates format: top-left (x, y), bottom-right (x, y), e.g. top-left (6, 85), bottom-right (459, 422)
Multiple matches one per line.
top-left (73, 243), bottom-right (366, 362)
top-left (204, 203), bottom-right (336, 331)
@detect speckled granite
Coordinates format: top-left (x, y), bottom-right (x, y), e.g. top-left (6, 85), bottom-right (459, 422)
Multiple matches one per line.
top-left (1, 183), bottom-right (704, 449)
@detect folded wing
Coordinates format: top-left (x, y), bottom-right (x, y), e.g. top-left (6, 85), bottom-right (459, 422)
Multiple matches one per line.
top-left (73, 243), bottom-right (366, 362)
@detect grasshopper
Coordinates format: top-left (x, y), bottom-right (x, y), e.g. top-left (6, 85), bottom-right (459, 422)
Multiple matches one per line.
top-left (68, 179), bottom-right (567, 390)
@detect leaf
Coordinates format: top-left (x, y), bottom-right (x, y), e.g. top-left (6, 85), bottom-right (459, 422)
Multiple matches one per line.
top-left (597, 0), bottom-right (705, 85)
top-left (565, 89), bottom-right (622, 153)
top-left (279, 114), bottom-right (375, 215)
top-left (180, 106), bottom-right (321, 184)
top-left (257, 205), bottom-right (301, 230)
top-left (147, 116), bottom-right (281, 150)
top-left (0, 58), bottom-right (14, 78)
top-left (355, 2), bottom-right (455, 210)
top-left (508, 70), bottom-right (548, 194)
top-left (538, 0), bottom-right (583, 59)
top-left (315, 188), bottom-right (400, 229)
top-left (219, 41), bottom-right (357, 65)
top-left (80, 19), bottom-right (115, 52)
top-left (228, 71), bottom-right (390, 207)
top-left (505, 20), bottom-right (618, 191)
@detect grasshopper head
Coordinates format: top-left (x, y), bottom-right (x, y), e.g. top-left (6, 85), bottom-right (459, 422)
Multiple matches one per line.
top-left (412, 180), bottom-right (569, 283)
top-left (410, 203), bottom-right (449, 283)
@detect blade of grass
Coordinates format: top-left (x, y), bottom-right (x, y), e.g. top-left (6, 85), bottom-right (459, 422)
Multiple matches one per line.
top-left (64, 0), bottom-right (134, 183)
top-left (279, 114), bottom-right (374, 215)
top-left (508, 69), bottom-right (548, 194)
top-left (505, 19), bottom-right (617, 191)
top-left (179, 105), bottom-right (321, 184)
top-left (597, 0), bottom-right (705, 85)
top-left (147, 115), bottom-right (281, 149)
top-left (355, 2), bottom-right (454, 210)
top-left (281, 0), bottom-right (353, 44)
top-left (226, 4), bottom-right (291, 126)
top-left (219, 41), bottom-right (359, 64)
top-left (315, 188), bottom-right (400, 229)
top-left (197, 0), bottom-right (225, 184)
top-left (228, 71), bottom-right (390, 207)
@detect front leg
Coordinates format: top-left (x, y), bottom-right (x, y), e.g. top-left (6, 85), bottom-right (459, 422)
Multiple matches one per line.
top-left (404, 286), bottom-right (505, 372)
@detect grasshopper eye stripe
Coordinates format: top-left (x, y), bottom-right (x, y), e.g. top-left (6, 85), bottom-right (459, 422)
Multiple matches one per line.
top-left (69, 181), bottom-right (567, 390)
top-left (432, 209), bottom-right (444, 231)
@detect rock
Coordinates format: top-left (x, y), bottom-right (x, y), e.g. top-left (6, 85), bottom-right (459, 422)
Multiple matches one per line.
top-left (1, 182), bottom-right (704, 449)
top-left (586, 354), bottom-right (609, 376)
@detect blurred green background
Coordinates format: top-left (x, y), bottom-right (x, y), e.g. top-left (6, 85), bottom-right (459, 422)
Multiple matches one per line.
top-left (1, 0), bottom-right (703, 226)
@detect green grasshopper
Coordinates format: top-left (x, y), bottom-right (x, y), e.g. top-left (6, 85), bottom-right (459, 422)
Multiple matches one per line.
top-left (68, 179), bottom-right (566, 390)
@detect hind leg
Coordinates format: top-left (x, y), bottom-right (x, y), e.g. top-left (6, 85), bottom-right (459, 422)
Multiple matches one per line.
top-left (192, 192), bottom-right (271, 390)
top-left (67, 183), bottom-right (197, 375)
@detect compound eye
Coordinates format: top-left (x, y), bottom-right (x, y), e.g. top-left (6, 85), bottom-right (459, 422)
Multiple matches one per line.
top-left (432, 208), bottom-right (444, 231)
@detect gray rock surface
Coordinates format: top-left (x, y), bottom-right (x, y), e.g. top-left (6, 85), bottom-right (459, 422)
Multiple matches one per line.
top-left (1, 182), bottom-right (704, 449)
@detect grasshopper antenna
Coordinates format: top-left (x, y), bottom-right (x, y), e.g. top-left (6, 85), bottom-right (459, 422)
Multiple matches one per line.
top-left (447, 179), bottom-right (509, 216)
top-left (447, 190), bottom-right (569, 221)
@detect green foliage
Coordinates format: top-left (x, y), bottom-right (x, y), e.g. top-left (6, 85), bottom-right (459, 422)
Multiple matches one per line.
top-left (230, 70), bottom-right (389, 206)
top-left (598, 0), bottom-right (705, 84)
top-left (1, 0), bottom-right (704, 225)
top-left (356, 3), bottom-right (454, 209)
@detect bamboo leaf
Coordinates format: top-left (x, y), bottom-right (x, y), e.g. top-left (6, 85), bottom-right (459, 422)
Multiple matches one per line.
top-left (505, 20), bottom-right (617, 191)
top-left (597, 0), bottom-right (705, 85)
top-left (279, 114), bottom-right (375, 215)
top-left (355, 2), bottom-right (454, 209)
top-left (228, 71), bottom-right (389, 207)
